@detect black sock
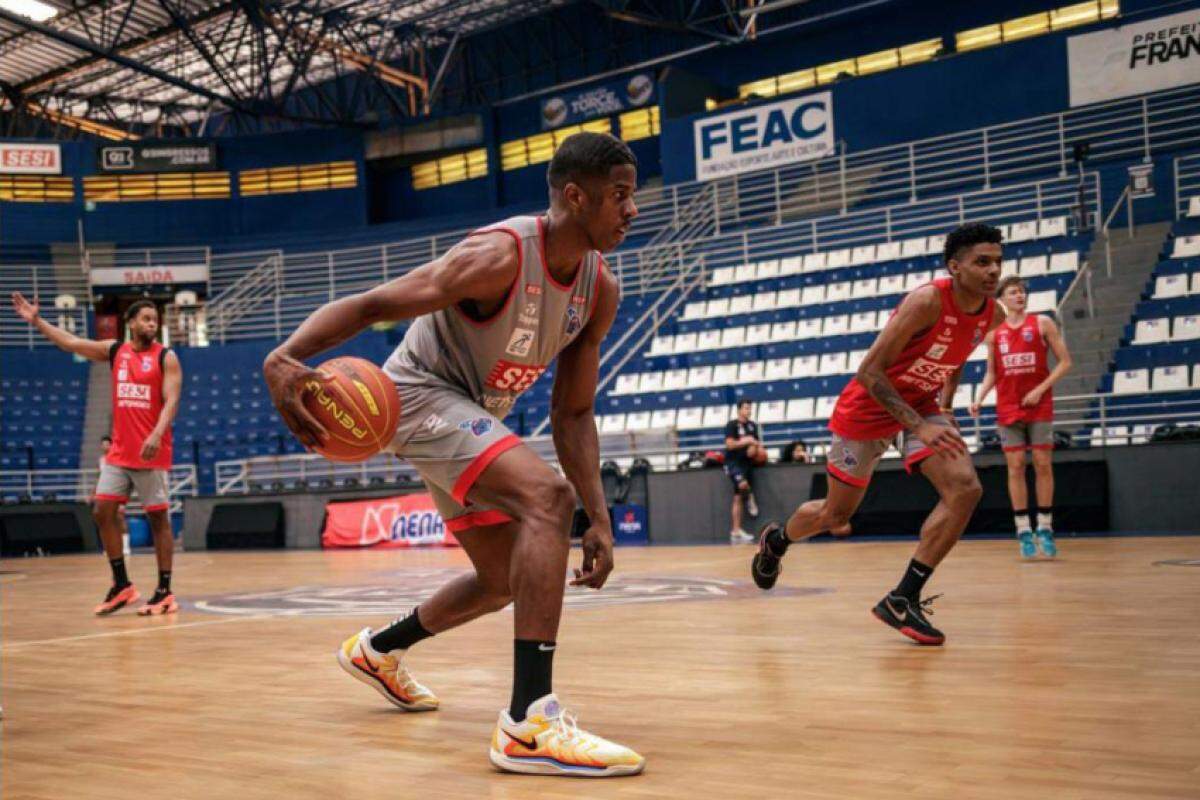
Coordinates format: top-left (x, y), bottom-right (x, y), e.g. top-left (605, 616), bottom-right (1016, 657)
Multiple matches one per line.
top-left (510, 639), bottom-right (555, 721)
top-left (109, 557), bottom-right (130, 588)
top-left (766, 525), bottom-right (791, 557)
top-left (370, 608), bottom-right (433, 653)
top-left (893, 559), bottom-right (934, 603)
top-left (157, 571), bottom-right (172, 593)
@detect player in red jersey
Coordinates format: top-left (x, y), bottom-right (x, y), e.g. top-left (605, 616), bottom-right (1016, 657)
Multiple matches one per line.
top-left (11, 296), bottom-right (182, 616)
top-left (750, 223), bottom-right (1006, 645)
top-left (970, 275), bottom-right (1072, 559)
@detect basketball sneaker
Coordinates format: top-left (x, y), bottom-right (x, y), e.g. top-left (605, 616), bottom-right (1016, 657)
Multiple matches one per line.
top-left (1035, 528), bottom-right (1058, 558)
top-left (745, 492), bottom-right (759, 518)
top-left (490, 694), bottom-right (645, 777)
top-left (94, 584), bottom-right (140, 615)
top-left (750, 522), bottom-right (788, 590)
top-left (871, 593), bottom-right (945, 646)
top-left (137, 589), bottom-right (178, 616)
top-left (336, 627), bottom-right (438, 711)
top-left (729, 528), bottom-right (755, 544)
top-left (1017, 530), bottom-right (1037, 559)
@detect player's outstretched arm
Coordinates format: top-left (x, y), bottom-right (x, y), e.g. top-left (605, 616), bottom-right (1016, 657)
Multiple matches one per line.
top-left (10, 292), bottom-right (115, 362)
top-left (856, 287), bottom-right (968, 457)
top-left (970, 330), bottom-right (997, 418)
top-left (551, 268), bottom-right (619, 590)
top-left (263, 232), bottom-right (519, 447)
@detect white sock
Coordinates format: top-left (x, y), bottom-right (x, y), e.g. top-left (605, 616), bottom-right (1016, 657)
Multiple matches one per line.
top-left (1036, 512), bottom-right (1053, 531)
top-left (1014, 513), bottom-right (1032, 534)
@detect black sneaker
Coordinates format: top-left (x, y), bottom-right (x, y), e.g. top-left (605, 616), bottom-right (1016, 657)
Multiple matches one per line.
top-left (750, 522), bottom-right (788, 590)
top-left (871, 593), bottom-right (945, 646)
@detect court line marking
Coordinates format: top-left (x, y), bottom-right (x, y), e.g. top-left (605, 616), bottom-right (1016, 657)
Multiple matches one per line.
top-left (0, 612), bottom-right (279, 651)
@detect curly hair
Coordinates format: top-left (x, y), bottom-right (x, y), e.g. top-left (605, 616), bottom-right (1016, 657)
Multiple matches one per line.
top-left (943, 222), bottom-right (1002, 265)
top-left (547, 132), bottom-right (637, 190)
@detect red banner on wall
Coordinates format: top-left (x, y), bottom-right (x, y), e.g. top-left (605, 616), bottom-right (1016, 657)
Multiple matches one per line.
top-left (322, 493), bottom-right (460, 549)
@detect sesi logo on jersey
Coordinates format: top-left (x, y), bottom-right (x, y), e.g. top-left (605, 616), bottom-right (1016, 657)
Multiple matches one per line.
top-left (484, 360), bottom-right (547, 393)
top-left (117, 383), bottom-right (150, 400)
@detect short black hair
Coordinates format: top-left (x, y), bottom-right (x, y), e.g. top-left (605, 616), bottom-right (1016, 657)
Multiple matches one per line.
top-left (737, 399), bottom-right (752, 411)
top-left (943, 222), bottom-right (1002, 265)
top-left (997, 275), bottom-right (1026, 297)
top-left (100, 435), bottom-right (112, 444)
top-left (125, 299), bottom-right (158, 322)
top-left (547, 132), bottom-right (637, 190)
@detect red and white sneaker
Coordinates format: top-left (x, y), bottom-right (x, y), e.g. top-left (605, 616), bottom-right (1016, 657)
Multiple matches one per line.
top-left (94, 584), bottom-right (140, 616)
top-left (137, 590), bottom-right (179, 616)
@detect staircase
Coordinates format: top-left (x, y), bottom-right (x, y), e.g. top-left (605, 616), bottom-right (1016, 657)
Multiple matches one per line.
top-left (1056, 220), bottom-right (1172, 398)
top-left (77, 360), bottom-right (113, 495)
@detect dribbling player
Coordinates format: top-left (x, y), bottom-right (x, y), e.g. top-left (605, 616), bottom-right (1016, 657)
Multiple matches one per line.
top-left (263, 133), bottom-right (644, 777)
top-left (10, 296), bottom-right (182, 615)
top-left (971, 275), bottom-right (1072, 558)
top-left (751, 223), bottom-right (1006, 645)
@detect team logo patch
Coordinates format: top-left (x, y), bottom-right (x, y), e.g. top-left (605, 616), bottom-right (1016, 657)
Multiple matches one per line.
top-left (117, 369), bottom-right (129, 381)
top-left (187, 569), bottom-right (826, 616)
top-left (524, 283), bottom-right (542, 295)
top-left (458, 417), bottom-right (494, 437)
top-left (999, 342), bottom-right (1010, 354)
top-left (565, 305), bottom-right (582, 336)
top-left (1022, 328), bottom-right (1034, 342)
top-left (505, 327), bottom-right (536, 357)
top-left (926, 343), bottom-right (948, 359)
top-left (972, 328), bottom-right (984, 345)
top-left (417, 413), bottom-right (447, 436)
top-left (141, 357), bottom-right (153, 371)
top-left (841, 447), bottom-right (859, 468)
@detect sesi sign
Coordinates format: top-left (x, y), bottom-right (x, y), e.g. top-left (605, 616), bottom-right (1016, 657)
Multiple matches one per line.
top-left (0, 142), bottom-right (62, 175)
top-left (693, 91), bottom-right (834, 181)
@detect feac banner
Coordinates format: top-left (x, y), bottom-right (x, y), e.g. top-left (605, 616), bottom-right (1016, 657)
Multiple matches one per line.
top-left (1067, 10), bottom-right (1200, 107)
top-left (322, 493), bottom-right (461, 549)
top-left (692, 91), bottom-right (835, 182)
top-left (0, 142), bottom-right (61, 174)
top-left (540, 72), bottom-right (655, 129)
top-left (97, 142), bottom-right (217, 172)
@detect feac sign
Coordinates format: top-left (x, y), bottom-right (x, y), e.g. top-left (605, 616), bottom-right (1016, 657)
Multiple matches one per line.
top-left (693, 91), bottom-right (834, 181)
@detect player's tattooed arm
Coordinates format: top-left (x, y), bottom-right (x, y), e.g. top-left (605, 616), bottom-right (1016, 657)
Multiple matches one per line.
top-left (854, 287), bottom-right (940, 432)
top-left (859, 370), bottom-right (926, 431)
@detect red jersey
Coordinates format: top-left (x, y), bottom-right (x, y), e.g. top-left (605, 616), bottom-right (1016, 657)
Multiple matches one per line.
top-left (829, 277), bottom-right (995, 440)
top-left (993, 313), bottom-right (1053, 425)
top-left (108, 341), bottom-right (173, 470)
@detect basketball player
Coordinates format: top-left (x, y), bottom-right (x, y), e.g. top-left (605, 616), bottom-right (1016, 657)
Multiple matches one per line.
top-left (263, 133), bottom-right (644, 777)
top-left (10, 296), bottom-right (181, 615)
top-left (725, 399), bottom-right (762, 543)
top-left (97, 435), bottom-right (130, 557)
top-left (970, 275), bottom-right (1072, 558)
top-left (750, 223), bottom-right (1006, 646)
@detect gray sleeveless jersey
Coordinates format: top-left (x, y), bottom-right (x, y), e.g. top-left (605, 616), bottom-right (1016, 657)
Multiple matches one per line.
top-left (383, 215), bottom-right (605, 420)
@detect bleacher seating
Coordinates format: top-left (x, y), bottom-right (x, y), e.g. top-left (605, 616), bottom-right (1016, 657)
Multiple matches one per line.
top-left (0, 349), bottom-right (88, 473)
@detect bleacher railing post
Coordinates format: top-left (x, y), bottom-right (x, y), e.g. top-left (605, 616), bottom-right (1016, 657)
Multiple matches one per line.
top-left (1141, 96), bottom-right (1151, 162)
top-left (908, 143), bottom-right (916, 202)
top-left (774, 170), bottom-right (782, 226)
top-left (983, 128), bottom-right (991, 189)
top-left (1058, 114), bottom-right (1067, 177)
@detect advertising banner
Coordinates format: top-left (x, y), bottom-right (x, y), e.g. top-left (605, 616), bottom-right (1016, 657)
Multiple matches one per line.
top-left (1068, 10), bottom-right (1200, 106)
top-left (322, 493), bottom-right (461, 549)
top-left (97, 142), bottom-right (217, 172)
top-left (89, 265), bottom-right (210, 287)
top-left (0, 142), bottom-right (61, 174)
top-left (540, 73), bottom-right (655, 129)
top-left (692, 91), bottom-right (835, 181)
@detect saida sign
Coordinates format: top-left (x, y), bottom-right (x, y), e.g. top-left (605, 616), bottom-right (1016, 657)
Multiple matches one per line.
top-left (692, 91), bottom-right (834, 181)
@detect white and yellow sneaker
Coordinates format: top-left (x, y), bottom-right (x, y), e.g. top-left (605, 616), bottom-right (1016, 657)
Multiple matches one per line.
top-left (489, 694), bottom-right (645, 777)
top-left (336, 627), bottom-right (439, 711)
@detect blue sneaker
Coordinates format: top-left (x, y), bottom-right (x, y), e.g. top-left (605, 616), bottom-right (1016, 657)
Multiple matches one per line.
top-left (1017, 531), bottom-right (1037, 559)
top-left (1035, 528), bottom-right (1058, 558)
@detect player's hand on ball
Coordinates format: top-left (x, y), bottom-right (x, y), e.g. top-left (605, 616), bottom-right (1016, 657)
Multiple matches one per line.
top-left (263, 351), bottom-right (331, 449)
top-left (11, 292), bottom-right (39, 323)
top-left (571, 524), bottom-right (614, 590)
top-left (914, 420), bottom-right (969, 458)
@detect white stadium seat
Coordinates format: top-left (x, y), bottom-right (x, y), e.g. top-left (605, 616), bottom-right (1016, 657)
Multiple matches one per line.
top-left (779, 256), bottom-right (804, 275)
top-left (1154, 275), bottom-right (1188, 299)
top-left (1113, 369), bottom-right (1150, 394)
top-left (876, 308), bottom-right (894, 329)
top-left (801, 285), bottom-right (826, 305)
top-left (600, 414), bottom-right (626, 433)
top-left (953, 384), bottom-right (974, 408)
top-left (776, 288), bottom-right (801, 308)
top-left (709, 266), bottom-right (736, 286)
top-left (1172, 235), bottom-right (1200, 258)
top-left (738, 361), bottom-right (766, 383)
top-left (697, 330), bottom-right (722, 351)
top-left (613, 374), bottom-right (639, 395)
top-left (676, 407), bottom-right (705, 430)
top-left (826, 249), bottom-right (851, 269)
top-left (797, 318), bottom-right (824, 339)
top-left (901, 238), bottom-right (926, 258)
top-left (728, 295), bottom-right (752, 316)
top-left (786, 397), bottom-right (816, 421)
top-left (770, 321), bottom-right (797, 342)
top-left (1018, 255), bottom-right (1048, 277)
top-left (824, 315), bottom-right (850, 336)
top-left (1026, 290), bottom-right (1056, 313)
top-left (819, 352), bottom-right (848, 375)
top-left (850, 311), bottom-right (876, 333)
top-left (925, 234), bottom-right (946, 256)
top-left (1130, 424), bottom-right (1154, 444)
top-left (1152, 365), bottom-right (1189, 392)
top-left (650, 409), bottom-right (677, 429)
top-left (1192, 272), bottom-right (1200, 295)
top-left (969, 343), bottom-right (988, 362)
top-left (1133, 318), bottom-right (1170, 345)
top-left (745, 323), bottom-right (772, 344)
top-left (852, 278), bottom-right (877, 299)
top-left (674, 332), bottom-right (697, 353)
top-left (1194, 364), bottom-right (1200, 388)
top-left (649, 335), bottom-right (675, 355)
top-left (703, 406), bottom-right (731, 429)
top-left (756, 260), bottom-right (781, 279)
top-left (1009, 220), bottom-right (1038, 243)
top-left (625, 411), bottom-right (651, 431)
top-left (662, 369), bottom-right (688, 391)
top-left (734, 263), bottom-right (757, 283)
top-left (712, 364), bottom-right (739, 385)
top-left (814, 396), bottom-right (838, 419)
top-left (878, 274), bottom-right (905, 295)
top-left (792, 355), bottom-right (819, 378)
top-left (681, 301), bottom-right (706, 320)
top-left (759, 400), bottom-right (787, 423)
top-left (847, 349), bottom-right (868, 373)
top-left (1189, 196), bottom-right (1200, 218)
top-left (765, 358), bottom-right (791, 381)
top-left (637, 372), bottom-right (663, 393)
top-left (803, 252), bottom-right (828, 272)
top-left (875, 241), bottom-right (901, 262)
top-left (1048, 251), bottom-right (1079, 274)
top-left (904, 270), bottom-right (933, 291)
top-left (704, 298), bottom-right (729, 318)
top-left (1038, 216), bottom-right (1068, 239)
top-left (687, 365), bottom-right (713, 386)
top-left (1171, 315), bottom-right (1200, 341)
top-left (752, 292), bottom-right (778, 312)
top-left (850, 245), bottom-right (876, 266)
top-left (826, 281), bottom-right (852, 301)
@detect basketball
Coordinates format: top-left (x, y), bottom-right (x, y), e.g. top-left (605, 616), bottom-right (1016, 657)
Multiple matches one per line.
top-left (301, 357), bottom-right (399, 462)
top-left (751, 446), bottom-right (768, 466)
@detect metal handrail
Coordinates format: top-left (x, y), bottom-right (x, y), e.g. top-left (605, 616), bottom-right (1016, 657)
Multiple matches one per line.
top-left (1173, 153), bottom-right (1200, 219)
top-left (0, 464), bottom-right (198, 515)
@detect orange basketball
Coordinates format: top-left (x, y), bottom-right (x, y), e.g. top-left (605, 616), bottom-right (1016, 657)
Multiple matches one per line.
top-left (301, 356), bottom-right (400, 462)
top-left (752, 447), bottom-right (768, 466)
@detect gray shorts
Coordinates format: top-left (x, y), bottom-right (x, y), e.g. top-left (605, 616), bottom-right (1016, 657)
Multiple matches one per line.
top-left (1000, 420), bottom-right (1054, 452)
top-left (95, 462), bottom-right (169, 511)
top-left (386, 381), bottom-right (522, 533)
top-left (826, 414), bottom-right (951, 488)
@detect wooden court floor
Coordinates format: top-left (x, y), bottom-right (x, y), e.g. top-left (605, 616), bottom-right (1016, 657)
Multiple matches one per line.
top-left (2, 536), bottom-right (1199, 800)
